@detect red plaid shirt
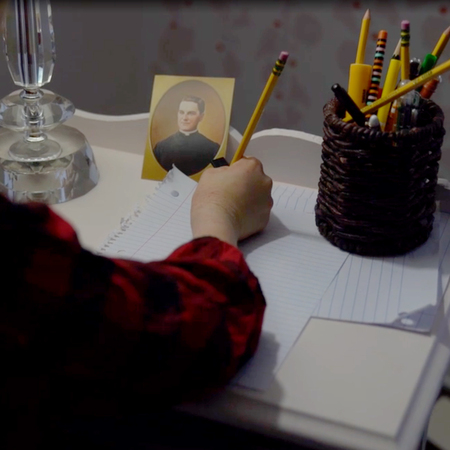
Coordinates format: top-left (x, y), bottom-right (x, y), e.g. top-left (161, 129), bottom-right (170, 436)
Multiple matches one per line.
top-left (1, 194), bottom-right (266, 444)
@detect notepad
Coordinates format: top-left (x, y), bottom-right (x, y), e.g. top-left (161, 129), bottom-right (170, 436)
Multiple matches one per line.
top-left (100, 167), bottom-right (348, 390)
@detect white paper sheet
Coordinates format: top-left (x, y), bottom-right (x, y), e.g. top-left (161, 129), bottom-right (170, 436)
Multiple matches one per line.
top-left (271, 183), bottom-right (450, 333)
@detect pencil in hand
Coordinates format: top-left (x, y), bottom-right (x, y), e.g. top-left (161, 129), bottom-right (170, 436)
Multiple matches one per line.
top-left (231, 51), bottom-right (289, 164)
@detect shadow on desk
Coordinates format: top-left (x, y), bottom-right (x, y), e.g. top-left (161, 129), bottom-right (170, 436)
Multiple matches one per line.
top-left (56, 404), bottom-right (330, 450)
top-left (48, 334), bottom-right (321, 450)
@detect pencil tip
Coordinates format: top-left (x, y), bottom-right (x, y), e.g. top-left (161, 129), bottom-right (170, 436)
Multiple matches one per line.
top-left (364, 9), bottom-right (371, 19)
top-left (445, 25), bottom-right (450, 35)
top-left (278, 51), bottom-right (289, 62)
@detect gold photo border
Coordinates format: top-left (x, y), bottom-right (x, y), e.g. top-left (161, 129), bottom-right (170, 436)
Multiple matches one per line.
top-left (142, 75), bottom-right (235, 182)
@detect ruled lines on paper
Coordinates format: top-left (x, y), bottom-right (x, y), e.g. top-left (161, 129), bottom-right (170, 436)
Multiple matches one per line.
top-left (271, 184), bottom-right (450, 333)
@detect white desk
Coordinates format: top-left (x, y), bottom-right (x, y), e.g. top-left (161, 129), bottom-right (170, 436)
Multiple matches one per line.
top-left (54, 110), bottom-right (450, 450)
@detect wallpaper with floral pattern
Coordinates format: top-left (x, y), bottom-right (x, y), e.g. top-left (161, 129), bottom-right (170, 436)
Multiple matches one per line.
top-left (1, 0), bottom-right (449, 172)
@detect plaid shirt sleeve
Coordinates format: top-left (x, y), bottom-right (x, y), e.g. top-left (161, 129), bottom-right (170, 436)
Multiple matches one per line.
top-left (1, 195), bottom-right (266, 406)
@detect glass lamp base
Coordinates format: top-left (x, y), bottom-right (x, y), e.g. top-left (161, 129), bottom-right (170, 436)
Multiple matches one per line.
top-left (9, 138), bottom-right (62, 162)
top-left (0, 125), bottom-right (99, 204)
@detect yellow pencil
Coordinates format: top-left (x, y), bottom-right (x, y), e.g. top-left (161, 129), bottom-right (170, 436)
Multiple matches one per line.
top-left (345, 9), bottom-right (372, 120)
top-left (378, 38), bottom-right (401, 130)
top-left (400, 20), bottom-right (410, 81)
top-left (356, 9), bottom-right (371, 64)
top-left (231, 51), bottom-right (289, 164)
top-left (343, 55), bottom-right (450, 120)
top-left (432, 25), bottom-right (450, 60)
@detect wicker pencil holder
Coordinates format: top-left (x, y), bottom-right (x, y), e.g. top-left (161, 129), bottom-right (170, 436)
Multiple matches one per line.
top-left (315, 97), bottom-right (445, 256)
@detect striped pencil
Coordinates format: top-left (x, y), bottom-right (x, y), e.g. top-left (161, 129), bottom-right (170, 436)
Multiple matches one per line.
top-left (377, 38), bottom-right (401, 130)
top-left (366, 30), bottom-right (388, 105)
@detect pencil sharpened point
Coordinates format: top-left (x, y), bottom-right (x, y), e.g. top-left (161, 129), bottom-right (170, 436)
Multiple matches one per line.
top-left (279, 51), bottom-right (289, 62)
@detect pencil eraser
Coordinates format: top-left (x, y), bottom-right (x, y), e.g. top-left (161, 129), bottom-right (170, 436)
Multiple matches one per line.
top-left (279, 51), bottom-right (289, 62)
top-left (401, 20), bottom-right (410, 30)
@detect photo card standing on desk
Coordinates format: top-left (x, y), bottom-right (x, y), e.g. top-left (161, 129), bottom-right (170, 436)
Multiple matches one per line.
top-left (142, 75), bottom-right (235, 182)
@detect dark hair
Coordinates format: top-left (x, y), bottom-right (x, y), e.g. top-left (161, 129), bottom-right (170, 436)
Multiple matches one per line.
top-left (180, 96), bottom-right (205, 114)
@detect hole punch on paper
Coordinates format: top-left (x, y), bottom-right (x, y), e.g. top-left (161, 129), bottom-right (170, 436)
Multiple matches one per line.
top-left (171, 190), bottom-right (179, 197)
top-left (400, 316), bottom-right (416, 326)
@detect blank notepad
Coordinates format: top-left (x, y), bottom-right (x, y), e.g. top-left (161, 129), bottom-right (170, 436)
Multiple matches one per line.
top-left (100, 168), bottom-right (348, 390)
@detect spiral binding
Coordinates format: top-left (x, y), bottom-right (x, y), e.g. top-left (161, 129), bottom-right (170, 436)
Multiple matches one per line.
top-left (97, 204), bottom-right (143, 255)
top-left (97, 173), bottom-right (173, 255)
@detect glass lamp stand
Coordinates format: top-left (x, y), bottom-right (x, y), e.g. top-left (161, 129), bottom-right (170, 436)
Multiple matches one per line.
top-left (0, 0), bottom-right (98, 204)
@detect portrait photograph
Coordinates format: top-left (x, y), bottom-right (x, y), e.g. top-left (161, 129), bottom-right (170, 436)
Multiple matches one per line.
top-left (142, 75), bottom-right (235, 181)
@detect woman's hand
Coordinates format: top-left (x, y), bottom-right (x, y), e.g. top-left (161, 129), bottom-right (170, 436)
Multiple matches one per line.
top-left (191, 157), bottom-right (273, 246)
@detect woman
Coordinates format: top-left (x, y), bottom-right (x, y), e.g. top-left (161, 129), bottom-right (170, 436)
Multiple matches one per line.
top-left (2, 149), bottom-right (272, 449)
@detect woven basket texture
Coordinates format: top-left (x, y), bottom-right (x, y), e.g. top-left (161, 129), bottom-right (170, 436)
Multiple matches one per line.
top-left (315, 97), bottom-right (445, 256)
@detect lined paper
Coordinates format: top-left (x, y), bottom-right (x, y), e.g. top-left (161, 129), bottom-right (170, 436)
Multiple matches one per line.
top-left (100, 168), bottom-right (348, 390)
top-left (100, 169), bottom-right (197, 261)
top-left (232, 206), bottom-right (348, 388)
top-left (271, 183), bottom-right (450, 332)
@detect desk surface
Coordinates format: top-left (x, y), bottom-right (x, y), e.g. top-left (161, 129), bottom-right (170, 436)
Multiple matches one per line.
top-left (53, 111), bottom-right (450, 450)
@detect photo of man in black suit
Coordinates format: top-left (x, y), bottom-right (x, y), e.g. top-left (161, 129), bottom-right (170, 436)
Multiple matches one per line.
top-left (153, 96), bottom-right (221, 176)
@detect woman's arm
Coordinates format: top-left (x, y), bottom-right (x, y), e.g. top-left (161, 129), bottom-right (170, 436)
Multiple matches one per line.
top-left (2, 157), bottom-right (273, 404)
